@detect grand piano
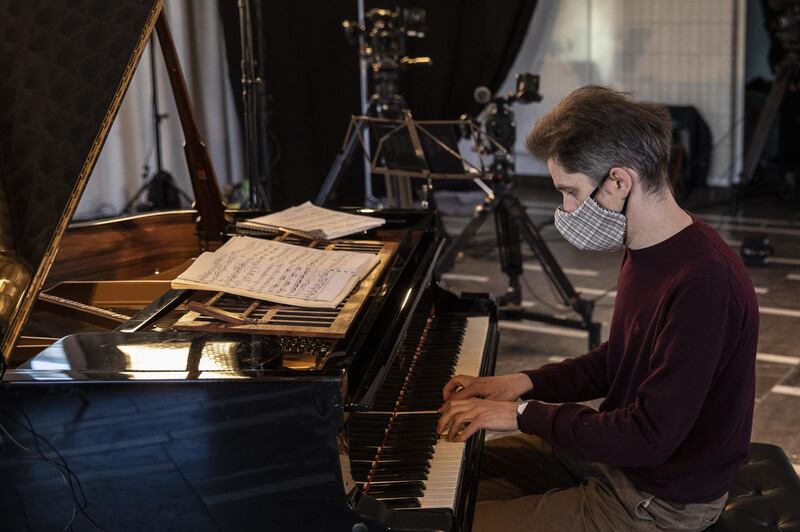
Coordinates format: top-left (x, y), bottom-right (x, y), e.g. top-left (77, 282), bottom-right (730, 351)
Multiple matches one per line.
top-left (0, 1), bottom-right (497, 530)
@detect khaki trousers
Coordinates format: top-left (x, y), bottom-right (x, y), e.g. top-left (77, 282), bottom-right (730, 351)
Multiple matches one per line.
top-left (473, 434), bottom-right (726, 532)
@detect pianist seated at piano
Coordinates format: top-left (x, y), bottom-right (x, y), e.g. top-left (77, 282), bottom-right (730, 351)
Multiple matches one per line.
top-left (437, 86), bottom-right (758, 532)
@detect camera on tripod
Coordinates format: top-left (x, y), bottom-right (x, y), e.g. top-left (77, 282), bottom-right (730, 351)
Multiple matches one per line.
top-left (343, 7), bottom-right (430, 116)
top-left (462, 73), bottom-right (542, 176)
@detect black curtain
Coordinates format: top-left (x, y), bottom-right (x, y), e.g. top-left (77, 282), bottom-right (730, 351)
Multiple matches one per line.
top-left (219, 0), bottom-right (538, 209)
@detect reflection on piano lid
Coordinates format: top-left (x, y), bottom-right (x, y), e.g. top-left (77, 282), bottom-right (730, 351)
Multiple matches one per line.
top-left (19, 331), bottom-right (284, 378)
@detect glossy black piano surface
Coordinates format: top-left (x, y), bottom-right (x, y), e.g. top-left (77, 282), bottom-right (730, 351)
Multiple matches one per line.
top-left (0, 0), bottom-right (498, 528)
top-left (0, 215), bottom-right (498, 531)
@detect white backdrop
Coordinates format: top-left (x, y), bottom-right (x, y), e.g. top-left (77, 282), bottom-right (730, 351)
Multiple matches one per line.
top-left (494, 0), bottom-right (745, 187)
top-left (76, 0), bottom-right (243, 220)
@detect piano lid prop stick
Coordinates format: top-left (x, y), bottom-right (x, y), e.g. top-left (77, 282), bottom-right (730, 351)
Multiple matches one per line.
top-left (185, 301), bottom-right (255, 325)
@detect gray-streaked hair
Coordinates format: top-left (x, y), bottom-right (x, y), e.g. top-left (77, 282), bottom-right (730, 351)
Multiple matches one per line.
top-left (525, 85), bottom-right (672, 194)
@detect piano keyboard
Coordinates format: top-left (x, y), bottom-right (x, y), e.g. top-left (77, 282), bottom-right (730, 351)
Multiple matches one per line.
top-left (349, 313), bottom-right (490, 510)
top-left (422, 314), bottom-right (488, 509)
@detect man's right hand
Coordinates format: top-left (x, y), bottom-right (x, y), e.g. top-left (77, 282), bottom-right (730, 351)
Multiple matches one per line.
top-left (442, 373), bottom-right (533, 403)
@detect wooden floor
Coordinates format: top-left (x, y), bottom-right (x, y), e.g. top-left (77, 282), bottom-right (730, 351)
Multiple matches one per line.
top-left (437, 182), bottom-right (800, 474)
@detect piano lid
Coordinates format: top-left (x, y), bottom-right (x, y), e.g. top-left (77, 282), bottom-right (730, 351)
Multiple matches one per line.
top-left (0, 0), bottom-right (163, 368)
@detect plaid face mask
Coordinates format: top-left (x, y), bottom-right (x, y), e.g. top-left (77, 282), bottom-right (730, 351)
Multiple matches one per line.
top-left (553, 187), bottom-right (627, 252)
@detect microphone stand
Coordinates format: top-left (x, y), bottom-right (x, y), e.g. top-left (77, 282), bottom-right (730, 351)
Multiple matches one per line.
top-left (238, 0), bottom-right (271, 210)
top-left (121, 36), bottom-right (191, 214)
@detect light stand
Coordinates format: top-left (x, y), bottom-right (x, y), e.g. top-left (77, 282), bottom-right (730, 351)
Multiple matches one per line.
top-left (238, 0), bottom-right (271, 210)
top-left (121, 36), bottom-right (191, 214)
top-left (314, 73), bottom-right (423, 208)
top-left (316, 7), bottom-right (430, 207)
top-left (354, 0), bottom-right (379, 206)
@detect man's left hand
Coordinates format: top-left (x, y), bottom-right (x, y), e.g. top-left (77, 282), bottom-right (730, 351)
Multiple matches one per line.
top-left (436, 398), bottom-right (519, 442)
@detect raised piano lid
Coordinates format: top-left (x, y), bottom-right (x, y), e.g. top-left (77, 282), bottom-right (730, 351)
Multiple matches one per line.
top-left (0, 0), bottom-right (163, 371)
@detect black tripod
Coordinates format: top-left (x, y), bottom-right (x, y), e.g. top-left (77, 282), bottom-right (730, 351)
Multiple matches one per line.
top-left (736, 50), bottom-right (800, 210)
top-left (316, 97), bottom-right (381, 206)
top-left (316, 7), bottom-right (431, 207)
top-left (316, 65), bottom-right (430, 207)
top-left (122, 36), bottom-right (191, 214)
top-left (438, 104), bottom-right (601, 349)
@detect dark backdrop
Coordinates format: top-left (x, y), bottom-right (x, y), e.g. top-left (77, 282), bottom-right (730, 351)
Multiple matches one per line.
top-left (219, 0), bottom-right (538, 208)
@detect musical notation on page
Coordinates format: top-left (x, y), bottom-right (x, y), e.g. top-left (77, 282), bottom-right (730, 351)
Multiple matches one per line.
top-left (171, 236), bottom-right (379, 308)
top-left (236, 202), bottom-right (385, 240)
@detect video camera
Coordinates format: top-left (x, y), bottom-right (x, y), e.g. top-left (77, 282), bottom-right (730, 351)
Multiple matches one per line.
top-left (343, 7), bottom-right (427, 71)
top-left (343, 7), bottom-right (430, 115)
top-left (466, 73), bottom-right (542, 153)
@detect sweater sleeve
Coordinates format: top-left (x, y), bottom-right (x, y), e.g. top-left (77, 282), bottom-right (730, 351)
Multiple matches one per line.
top-left (518, 277), bottom-right (739, 467)
top-left (521, 341), bottom-right (610, 403)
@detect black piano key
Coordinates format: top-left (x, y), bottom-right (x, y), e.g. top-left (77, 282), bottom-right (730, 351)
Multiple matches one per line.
top-left (351, 466), bottom-right (429, 478)
top-left (350, 458), bottom-right (431, 474)
top-left (359, 451), bottom-right (434, 464)
top-left (347, 314), bottom-right (469, 509)
top-left (368, 470), bottom-right (428, 482)
top-left (352, 414), bottom-right (439, 425)
top-left (350, 432), bottom-right (438, 442)
top-left (349, 424), bottom-right (439, 437)
top-left (374, 497), bottom-right (421, 509)
top-left (349, 439), bottom-right (439, 451)
top-left (362, 482), bottom-right (425, 498)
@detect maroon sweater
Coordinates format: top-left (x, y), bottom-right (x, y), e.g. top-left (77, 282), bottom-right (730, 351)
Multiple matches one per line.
top-left (518, 216), bottom-right (758, 503)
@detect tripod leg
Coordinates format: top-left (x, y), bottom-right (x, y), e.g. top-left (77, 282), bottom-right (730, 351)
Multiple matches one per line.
top-left (494, 202), bottom-right (523, 305)
top-left (502, 194), bottom-right (601, 349)
top-left (120, 179), bottom-right (156, 214)
top-left (437, 196), bottom-right (499, 273)
top-left (503, 194), bottom-right (592, 320)
top-left (740, 75), bottom-right (788, 188)
top-left (175, 184), bottom-right (194, 206)
top-left (385, 174), bottom-right (414, 209)
top-left (424, 184), bottom-right (450, 240)
top-left (316, 120), bottom-right (368, 206)
top-left (588, 322), bottom-right (602, 350)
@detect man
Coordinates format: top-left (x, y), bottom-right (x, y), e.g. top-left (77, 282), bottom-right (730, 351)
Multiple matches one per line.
top-left (437, 86), bottom-right (758, 531)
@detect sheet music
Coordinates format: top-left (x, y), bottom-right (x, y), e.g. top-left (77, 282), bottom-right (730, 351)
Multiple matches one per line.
top-left (240, 202), bottom-right (385, 240)
top-left (172, 236), bottom-right (378, 307)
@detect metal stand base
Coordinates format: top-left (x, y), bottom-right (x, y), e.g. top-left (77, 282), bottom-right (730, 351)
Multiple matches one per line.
top-left (120, 170), bottom-right (192, 214)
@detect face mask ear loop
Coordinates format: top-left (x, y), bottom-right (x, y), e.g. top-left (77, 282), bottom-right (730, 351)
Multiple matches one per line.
top-left (620, 194), bottom-right (630, 215)
top-left (589, 172), bottom-right (610, 201)
top-left (593, 171), bottom-right (630, 215)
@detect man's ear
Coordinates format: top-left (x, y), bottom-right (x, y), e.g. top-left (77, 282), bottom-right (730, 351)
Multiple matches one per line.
top-left (605, 167), bottom-right (634, 199)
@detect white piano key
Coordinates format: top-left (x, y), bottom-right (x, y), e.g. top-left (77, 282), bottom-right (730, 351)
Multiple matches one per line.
top-left (363, 316), bottom-right (491, 511)
top-left (419, 317), bottom-right (489, 509)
